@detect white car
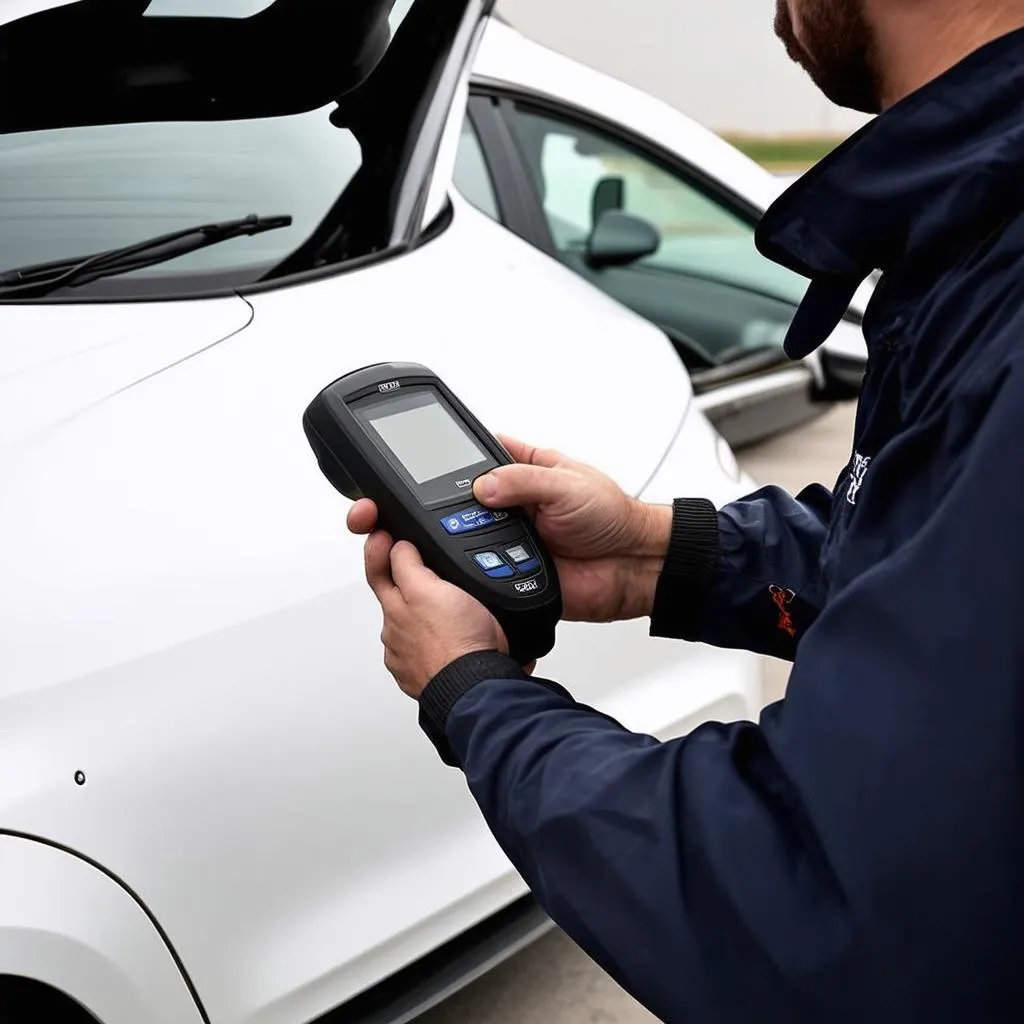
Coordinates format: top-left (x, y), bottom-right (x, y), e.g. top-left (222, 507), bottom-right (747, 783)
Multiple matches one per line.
top-left (454, 16), bottom-right (873, 448)
top-left (0, 3), bottom-right (759, 1024)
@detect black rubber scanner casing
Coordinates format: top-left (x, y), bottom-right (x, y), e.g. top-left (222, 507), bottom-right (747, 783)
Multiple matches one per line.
top-left (303, 362), bottom-right (561, 664)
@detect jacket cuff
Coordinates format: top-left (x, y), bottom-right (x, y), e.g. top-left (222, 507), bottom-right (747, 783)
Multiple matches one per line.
top-left (649, 498), bottom-right (720, 641)
top-left (418, 650), bottom-right (530, 766)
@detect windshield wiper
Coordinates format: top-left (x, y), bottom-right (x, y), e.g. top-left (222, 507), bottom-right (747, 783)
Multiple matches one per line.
top-left (0, 214), bottom-right (292, 298)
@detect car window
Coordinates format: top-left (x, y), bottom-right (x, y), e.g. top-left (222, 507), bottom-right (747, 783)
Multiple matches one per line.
top-left (496, 104), bottom-right (814, 365)
top-left (0, 0), bottom-right (455, 300)
top-left (453, 117), bottom-right (501, 221)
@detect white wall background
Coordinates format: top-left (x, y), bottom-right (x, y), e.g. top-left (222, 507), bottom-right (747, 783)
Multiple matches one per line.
top-left (497, 0), bottom-right (872, 136)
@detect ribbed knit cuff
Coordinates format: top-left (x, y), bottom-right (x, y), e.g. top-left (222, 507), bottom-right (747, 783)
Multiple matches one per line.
top-left (418, 650), bottom-right (530, 766)
top-left (649, 498), bottom-right (720, 641)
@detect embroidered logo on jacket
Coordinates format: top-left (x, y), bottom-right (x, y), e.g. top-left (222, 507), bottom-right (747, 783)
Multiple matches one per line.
top-left (769, 585), bottom-right (797, 638)
top-left (846, 452), bottom-right (872, 506)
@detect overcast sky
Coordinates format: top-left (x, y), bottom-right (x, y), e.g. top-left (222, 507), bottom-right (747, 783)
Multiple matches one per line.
top-left (498, 0), bottom-right (872, 136)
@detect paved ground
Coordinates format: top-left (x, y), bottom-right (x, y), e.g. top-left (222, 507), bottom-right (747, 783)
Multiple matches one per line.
top-left (419, 402), bottom-right (857, 1024)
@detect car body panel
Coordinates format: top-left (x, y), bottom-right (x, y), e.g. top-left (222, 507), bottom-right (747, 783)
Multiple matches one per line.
top-left (0, 834), bottom-right (205, 1024)
top-left (0, 191), bottom-right (760, 1023)
top-left (0, 297), bottom-right (253, 450)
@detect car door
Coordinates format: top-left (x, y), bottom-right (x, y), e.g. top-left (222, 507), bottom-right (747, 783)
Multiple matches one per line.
top-left (456, 90), bottom-right (844, 448)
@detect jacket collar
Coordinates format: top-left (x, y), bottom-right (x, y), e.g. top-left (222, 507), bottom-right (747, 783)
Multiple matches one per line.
top-left (758, 26), bottom-right (1024, 357)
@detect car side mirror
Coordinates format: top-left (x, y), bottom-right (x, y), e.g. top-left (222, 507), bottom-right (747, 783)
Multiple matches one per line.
top-left (591, 176), bottom-right (625, 225)
top-left (585, 210), bottom-right (660, 269)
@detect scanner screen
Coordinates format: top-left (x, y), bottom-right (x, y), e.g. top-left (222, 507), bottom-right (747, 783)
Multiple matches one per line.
top-left (368, 393), bottom-right (488, 485)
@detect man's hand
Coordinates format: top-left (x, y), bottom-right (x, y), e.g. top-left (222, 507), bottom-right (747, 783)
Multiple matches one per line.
top-left (358, 529), bottom-right (509, 699)
top-left (473, 437), bottom-right (672, 623)
top-left (349, 437), bottom-right (672, 629)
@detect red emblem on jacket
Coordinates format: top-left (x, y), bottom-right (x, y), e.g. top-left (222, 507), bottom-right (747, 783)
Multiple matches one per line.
top-left (769, 585), bottom-right (797, 638)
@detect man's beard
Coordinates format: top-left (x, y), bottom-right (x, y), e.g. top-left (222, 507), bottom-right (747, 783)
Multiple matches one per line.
top-left (774, 0), bottom-right (881, 114)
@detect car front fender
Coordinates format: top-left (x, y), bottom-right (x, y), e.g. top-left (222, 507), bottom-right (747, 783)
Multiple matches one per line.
top-left (0, 833), bottom-right (206, 1024)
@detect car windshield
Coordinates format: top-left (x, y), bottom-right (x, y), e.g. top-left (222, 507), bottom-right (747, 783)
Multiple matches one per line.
top-left (0, 0), bottom-right (437, 300)
top-left (0, 114), bottom-right (361, 280)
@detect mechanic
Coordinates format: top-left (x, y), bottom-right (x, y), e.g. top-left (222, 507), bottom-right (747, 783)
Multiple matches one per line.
top-left (347, 0), bottom-right (1024, 1019)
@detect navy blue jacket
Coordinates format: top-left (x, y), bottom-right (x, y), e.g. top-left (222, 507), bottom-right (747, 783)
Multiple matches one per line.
top-left (418, 29), bottom-right (1024, 1023)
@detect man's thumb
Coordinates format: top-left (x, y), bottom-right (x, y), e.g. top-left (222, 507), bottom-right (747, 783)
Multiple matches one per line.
top-left (474, 464), bottom-right (562, 508)
top-left (390, 540), bottom-right (436, 591)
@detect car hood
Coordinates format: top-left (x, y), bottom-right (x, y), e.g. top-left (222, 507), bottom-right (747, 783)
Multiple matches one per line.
top-left (0, 297), bottom-right (253, 450)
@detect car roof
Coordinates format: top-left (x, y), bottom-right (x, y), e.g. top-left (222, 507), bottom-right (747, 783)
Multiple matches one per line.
top-left (471, 18), bottom-right (784, 213)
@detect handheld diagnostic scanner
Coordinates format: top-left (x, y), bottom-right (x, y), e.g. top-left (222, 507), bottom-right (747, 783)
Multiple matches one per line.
top-left (303, 362), bottom-right (562, 664)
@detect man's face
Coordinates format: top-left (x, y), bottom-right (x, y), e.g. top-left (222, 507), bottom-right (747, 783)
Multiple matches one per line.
top-left (774, 0), bottom-right (881, 113)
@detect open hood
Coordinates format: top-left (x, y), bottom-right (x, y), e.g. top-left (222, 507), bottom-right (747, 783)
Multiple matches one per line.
top-left (0, 0), bottom-right (399, 134)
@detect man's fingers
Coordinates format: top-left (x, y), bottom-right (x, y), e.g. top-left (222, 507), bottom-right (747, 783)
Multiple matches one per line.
top-left (482, 437), bottom-right (567, 510)
top-left (496, 435), bottom-right (564, 470)
top-left (364, 530), bottom-right (399, 604)
top-left (390, 540), bottom-right (439, 593)
top-left (347, 498), bottom-right (379, 536)
top-left (475, 462), bottom-right (565, 509)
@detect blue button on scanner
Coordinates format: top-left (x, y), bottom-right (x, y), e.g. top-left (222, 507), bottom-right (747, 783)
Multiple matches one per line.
top-left (441, 506), bottom-right (497, 534)
top-left (515, 558), bottom-right (541, 575)
top-left (441, 515), bottom-right (466, 534)
top-left (440, 505), bottom-right (513, 535)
